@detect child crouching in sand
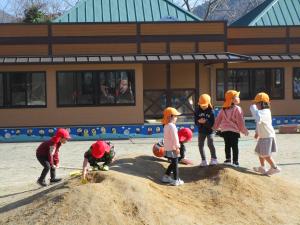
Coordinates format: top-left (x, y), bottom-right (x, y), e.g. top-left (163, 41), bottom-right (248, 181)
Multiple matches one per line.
top-left (250, 92), bottom-right (281, 175)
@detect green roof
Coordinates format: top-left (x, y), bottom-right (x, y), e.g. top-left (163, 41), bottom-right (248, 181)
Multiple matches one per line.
top-left (53, 0), bottom-right (201, 23)
top-left (231, 0), bottom-right (300, 26)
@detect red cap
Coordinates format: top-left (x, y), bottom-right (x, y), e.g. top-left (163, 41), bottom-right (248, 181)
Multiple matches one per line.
top-left (55, 128), bottom-right (71, 139)
top-left (178, 128), bottom-right (193, 142)
top-left (91, 141), bottom-right (111, 159)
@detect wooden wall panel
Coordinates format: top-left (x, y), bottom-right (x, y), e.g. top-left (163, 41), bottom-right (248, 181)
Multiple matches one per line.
top-left (53, 44), bottom-right (137, 55)
top-left (171, 63), bottom-right (195, 88)
top-left (170, 42), bottom-right (195, 53)
top-left (228, 27), bottom-right (286, 38)
top-left (198, 42), bottom-right (224, 52)
top-left (0, 45), bottom-right (48, 56)
top-left (141, 43), bottom-right (166, 54)
top-left (143, 64), bottom-right (166, 89)
top-left (290, 44), bottom-right (300, 53)
top-left (141, 23), bottom-right (224, 35)
top-left (228, 45), bottom-right (286, 54)
top-left (0, 25), bottom-right (48, 37)
top-left (52, 24), bottom-right (137, 36)
top-left (289, 27), bottom-right (300, 37)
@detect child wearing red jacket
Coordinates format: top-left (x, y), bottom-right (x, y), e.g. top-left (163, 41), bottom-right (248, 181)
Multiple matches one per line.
top-left (36, 128), bottom-right (71, 186)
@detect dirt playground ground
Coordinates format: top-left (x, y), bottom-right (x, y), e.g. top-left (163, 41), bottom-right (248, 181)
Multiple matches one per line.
top-left (0, 130), bottom-right (300, 225)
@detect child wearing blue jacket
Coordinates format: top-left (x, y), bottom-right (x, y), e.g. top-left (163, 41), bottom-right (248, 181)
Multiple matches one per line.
top-left (194, 94), bottom-right (218, 166)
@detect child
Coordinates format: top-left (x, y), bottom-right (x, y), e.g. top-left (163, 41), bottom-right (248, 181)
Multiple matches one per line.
top-left (178, 128), bottom-right (193, 165)
top-left (161, 107), bottom-right (184, 186)
top-left (250, 92), bottom-right (281, 175)
top-left (214, 90), bottom-right (249, 167)
top-left (36, 128), bottom-right (71, 186)
top-left (194, 94), bottom-right (218, 166)
top-left (153, 128), bottom-right (193, 165)
top-left (82, 140), bottom-right (116, 182)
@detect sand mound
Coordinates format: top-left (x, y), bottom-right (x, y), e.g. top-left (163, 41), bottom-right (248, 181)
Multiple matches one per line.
top-left (1, 155), bottom-right (300, 225)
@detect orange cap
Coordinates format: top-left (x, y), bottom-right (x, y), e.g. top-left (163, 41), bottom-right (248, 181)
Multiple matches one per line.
top-left (254, 92), bottom-right (270, 103)
top-left (162, 107), bottom-right (181, 125)
top-left (198, 94), bottom-right (212, 108)
top-left (222, 90), bottom-right (240, 108)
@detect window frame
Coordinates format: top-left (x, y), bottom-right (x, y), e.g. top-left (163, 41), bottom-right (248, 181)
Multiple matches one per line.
top-left (0, 71), bottom-right (47, 109)
top-left (293, 68), bottom-right (300, 99)
top-left (56, 70), bottom-right (136, 107)
top-left (216, 68), bottom-right (284, 101)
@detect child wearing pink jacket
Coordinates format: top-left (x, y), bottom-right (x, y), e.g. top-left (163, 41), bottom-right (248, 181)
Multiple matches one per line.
top-left (161, 107), bottom-right (184, 186)
top-left (214, 90), bottom-right (249, 167)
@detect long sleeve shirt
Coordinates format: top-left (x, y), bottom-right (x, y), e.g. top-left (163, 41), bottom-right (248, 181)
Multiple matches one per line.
top-left (36, 139), bottom-right (61, 166)
top-left (214, 105), bottom-right (248, 135)
top-left (163, 123), bottom-right (180, 151)
top-left (250, 104), bottom-right (275, 138)
top-left (194, 106), bottom-right (215, 134)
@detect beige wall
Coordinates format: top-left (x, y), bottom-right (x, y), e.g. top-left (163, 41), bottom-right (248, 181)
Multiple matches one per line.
top-left (211, 62), bottom-right (300, 116)
top-left (0, 64), bottom-right (143, 127)
top-left (171, 63), bottom-right (195, 89)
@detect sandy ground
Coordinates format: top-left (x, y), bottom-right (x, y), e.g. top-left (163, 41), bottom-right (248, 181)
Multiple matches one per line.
top-left (0, 130), bottom-right (300, 224)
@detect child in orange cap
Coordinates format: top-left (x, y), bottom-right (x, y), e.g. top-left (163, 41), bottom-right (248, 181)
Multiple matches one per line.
top-left (161, 107), bottom-right (184, 186)
top-left (250, 92), bottom-right (281, 175)
top-left (214, 90), bottom-right (249, 167)
top-left (194, 94), bottom-right (218, 167)
top-left (36, 128), bottom-right (71, 186)
top-left (82, 140), bottom-right (116, 182)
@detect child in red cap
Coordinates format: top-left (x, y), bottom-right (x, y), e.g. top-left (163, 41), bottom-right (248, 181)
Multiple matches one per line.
top-left (82, 140), bottom-right (116, 182)
top-left (36, 128), bottom-right (71, 186)
top-left (177, 128), bottom-right (193, 165)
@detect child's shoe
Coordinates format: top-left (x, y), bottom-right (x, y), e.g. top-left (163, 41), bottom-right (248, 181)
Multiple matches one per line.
top-left (253, 166), bottom-right (267, 174)
top-left (100, 165), bottom-right (109, 171)
top-left (232, 161), bottom-right (239, 168)
top-left (50, 178), bottom-right (62, 183)
top-left (209, 158), bottom-right (218, 166)
top-left (199, 160), bottom-right (208, 167)
top-left (266, 166), bottom-right (281, 175)
top-left (161, 175), bottom-right (173, 183)
top-left (223, 159), bottom-right (231, 165)
top-left (37, 179), bottom-right (47, 187)
top-left (171, 178), bottom-right (184, 186)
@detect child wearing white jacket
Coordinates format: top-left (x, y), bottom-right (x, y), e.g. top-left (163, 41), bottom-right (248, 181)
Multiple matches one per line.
top-left (250, 92), bottom-right (281, 175)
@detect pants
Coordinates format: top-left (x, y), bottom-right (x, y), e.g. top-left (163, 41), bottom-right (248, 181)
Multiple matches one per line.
top-left (198, 133), bottom-right (217, 161)
top-left (222, 131), bottom-right (240, 163)
top-left (165, 157), bottom-right (178, 180)
top-left (37, 155), bottom-right (56, 181)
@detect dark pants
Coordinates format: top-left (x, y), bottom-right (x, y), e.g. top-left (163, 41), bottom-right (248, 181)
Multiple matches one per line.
top-left (165, 157), bottom-right (178, 180)
top-left (37, 155), bottom-right (56, 181)
top-left (222, 131), bottom-right (240, 163)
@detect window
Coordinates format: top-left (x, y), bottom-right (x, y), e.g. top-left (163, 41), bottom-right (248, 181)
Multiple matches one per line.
top-left (216, 68), bottom-right (284, 100)
top-left (294, 68), bottom-right (300, 99)
top-left (0, 73), bottom-right (3, 107)
top-left (57, 70), bottom-right (135, 106)
top-left (0, 72), bottom-right (46, 108)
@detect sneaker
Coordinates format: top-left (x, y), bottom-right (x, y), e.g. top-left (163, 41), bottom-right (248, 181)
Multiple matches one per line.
top-left (223, 159), bottom-right (231, 165)
top-left (232, 161), bottom-right (239, 168)
top-left (209, 158), bottom-right (218, 166)
top-left (266, 167), bottom-right (281, 176)
top-left (50, 178), bottom-right (62, 183)
top-left (253, 166), bottom-right (267, 174)
top-left (100, 165), bottom-right (109, 171)
top-left (37, 179), bottom-right (47, 187)
top-left (161, 175), bottom-right (173, 183)
top-left (199, 160), bottom-right (208, 167)
top-left (171, 179), bottom-right (184, 186)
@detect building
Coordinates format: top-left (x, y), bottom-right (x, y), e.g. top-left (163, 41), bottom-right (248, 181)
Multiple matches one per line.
top-left (0, 0), bottom-right (300, 141)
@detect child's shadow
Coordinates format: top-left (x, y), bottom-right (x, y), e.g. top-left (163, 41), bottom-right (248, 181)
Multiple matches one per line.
top-left (111, 155), bottom-right (265, 184)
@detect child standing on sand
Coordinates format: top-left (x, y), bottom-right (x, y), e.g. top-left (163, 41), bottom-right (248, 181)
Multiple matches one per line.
top-left (250, 92), bottom-right (281, 175)
top-left (161, 107), bottom-right (184, 186)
